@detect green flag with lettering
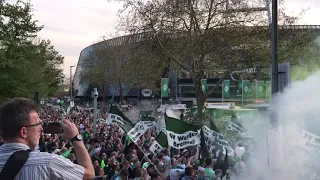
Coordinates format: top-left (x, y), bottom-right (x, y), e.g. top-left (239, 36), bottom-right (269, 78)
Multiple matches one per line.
top-left (201, 79), bottom-right (207, 95)
top-left (266, 81), bottom-right (271, 100)
top-left (242, 80), bottom-right (252, 97)
top-left (256, 81), bottom-right (265, 99)
top-left (222, 80), bottom-right (230, 98)
top-left (161, 78), bottom-right (169, 97)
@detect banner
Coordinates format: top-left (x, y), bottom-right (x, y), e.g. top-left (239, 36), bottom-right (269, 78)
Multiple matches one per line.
top-left (202, 126), bottom-right (224, 141)
top-left (227, 121), bottom-right (246, 134)
top-left (242, 80), bottom-right (252, 97)
top-left (202, 126), bottom-right (232, 154)
top-left (107, 113), bottom-right (125, 125)
top-left (201, 79), bottom-right (207, 95)
top-left (222, 80), bottom-right (230, 98)
top-left (256, 81), bottom-right (265, 99)
top-left (285, 124), bottom-right (320, 150)
top-left (167, 130), bottom-right (200, 149)
top-left (109, 104), bottom-right (134, 125)
top-left (161, 78), bottom-right (169, 97)
top-left (128, 121), bottom-right (155, 143)
top-left (266, 81), bottom-right (271, 100)
top-left (149, 140), bottom-right (163, 155)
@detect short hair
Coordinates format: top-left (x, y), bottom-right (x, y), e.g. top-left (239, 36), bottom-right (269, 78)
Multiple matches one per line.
top-left (205, 157), bottom-right (213, 166)
top-left (0, 98), bottom-right (38, 138)
top-left (119, 169), bottom-right (129, 178)
top-left (185, 166), bottom-right (194, 176)
top-left (135, 167), bottom-right (143, 178)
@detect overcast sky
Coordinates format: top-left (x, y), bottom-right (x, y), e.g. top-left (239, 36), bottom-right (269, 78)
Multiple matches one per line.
top-left (26, 0), bottom-right (320, 76)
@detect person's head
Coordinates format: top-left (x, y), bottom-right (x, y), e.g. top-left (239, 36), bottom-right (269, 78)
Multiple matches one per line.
top-left (157, 153), bottom-right (164, 161)
top-left (118, 169), bottom-right (129, 180)
top-left (0, 98), bottom-right (43, 150)
top-left (185, 166), bottom-right (195, 177)
top-left (122, 160), bottom-right (130, 169)
top-left (172, 158), bottom-right (179, 168)
top-left (101, 153), bottom-right (107, 160)
top-left (135, 167), bottom-right (143, 178)
top-left (205, 157), bottom-right (213, 167)
top-left (94, 160), bottom-right (100, 167)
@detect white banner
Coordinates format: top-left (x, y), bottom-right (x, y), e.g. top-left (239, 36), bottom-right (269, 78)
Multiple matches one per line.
top-left (285, 124), bottom-right (320, 150)
top-left (149, 140), bottom-right (163, 155)
top-left (167, 130), bottom-right (200, 149)
top-left (202, 126), bottom-right (224, 141)
top-left (202, 126), bottom-right (232, 154)
top-left (107, 113), bottom-right (125, 125)
top-left (128, 121), bottom-right (155, 143)
top-left (227, 121), bottom-right (246, 134)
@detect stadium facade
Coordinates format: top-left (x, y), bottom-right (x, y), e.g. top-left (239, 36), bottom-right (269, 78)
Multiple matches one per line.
top-left (73, 25), bottom-right (320, 103)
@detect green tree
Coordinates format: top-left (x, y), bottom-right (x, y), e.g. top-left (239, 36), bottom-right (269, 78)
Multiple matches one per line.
top-left (82, 38), bottom-right (166, 103)
top-left (0, 0), bottom-right (64, 102)
top-left (118, 0), bottom-right (317, 118)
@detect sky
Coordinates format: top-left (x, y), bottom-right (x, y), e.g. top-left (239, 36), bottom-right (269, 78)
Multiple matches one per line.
top-left (24, 0), bottom-right (320, 77)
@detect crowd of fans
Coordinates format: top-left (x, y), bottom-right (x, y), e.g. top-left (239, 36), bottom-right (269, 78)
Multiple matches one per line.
top-left (34, 105), bottom-right (239, 180)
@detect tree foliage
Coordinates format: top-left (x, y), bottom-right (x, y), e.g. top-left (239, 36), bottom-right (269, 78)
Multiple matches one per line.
top-left (0, 0), bottom-right (64, 102)
top-left (117, 0), bottom-right (318, 115)
top-left (81, 37), bottom-right (167, 101)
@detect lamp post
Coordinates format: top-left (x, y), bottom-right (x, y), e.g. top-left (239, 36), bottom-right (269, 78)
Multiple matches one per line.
top-left (93, 88), bottom-right (99, 137)
top-left (271, 0), bottom-right (278, 96)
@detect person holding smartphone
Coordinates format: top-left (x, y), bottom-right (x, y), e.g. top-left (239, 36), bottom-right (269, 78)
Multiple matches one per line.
top-left (0, 98), bottom-right (95, 180)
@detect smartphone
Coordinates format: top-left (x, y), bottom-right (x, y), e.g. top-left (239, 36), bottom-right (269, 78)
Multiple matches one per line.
top-left (43, 122), bottom-right (63, 134)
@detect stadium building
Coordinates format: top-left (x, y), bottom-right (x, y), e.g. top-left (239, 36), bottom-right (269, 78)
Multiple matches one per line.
top-left (73, 25), bottom-right (320, 104)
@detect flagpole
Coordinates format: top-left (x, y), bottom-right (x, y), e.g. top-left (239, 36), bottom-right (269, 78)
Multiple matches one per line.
top-left (241, 81), bottom-right (244, 107)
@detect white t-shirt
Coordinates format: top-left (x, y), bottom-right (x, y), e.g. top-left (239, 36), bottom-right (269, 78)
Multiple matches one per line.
top-left (170, 169), bottom-right (185, 180)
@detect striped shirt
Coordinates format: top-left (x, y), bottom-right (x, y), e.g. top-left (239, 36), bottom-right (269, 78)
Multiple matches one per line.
top-left (0, 143), bottom-right (84, 180)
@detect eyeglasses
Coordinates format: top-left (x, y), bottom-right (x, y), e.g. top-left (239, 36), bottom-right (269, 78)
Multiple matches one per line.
top-left (24, 120), bottom-right (43, 128)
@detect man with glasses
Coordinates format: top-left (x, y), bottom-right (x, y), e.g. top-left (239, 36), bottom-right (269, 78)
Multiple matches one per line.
top-left (0, 98), bottom-right (95, 180)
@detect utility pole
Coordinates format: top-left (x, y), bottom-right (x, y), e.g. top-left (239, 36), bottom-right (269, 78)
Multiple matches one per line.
top-left (271, 0), bottom-right (278, 128)
top-left (271, 0), bottom-right (278, 96)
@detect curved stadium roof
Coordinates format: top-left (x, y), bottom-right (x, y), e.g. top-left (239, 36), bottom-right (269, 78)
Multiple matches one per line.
top-left (73, 25), bottom-right (320, 97)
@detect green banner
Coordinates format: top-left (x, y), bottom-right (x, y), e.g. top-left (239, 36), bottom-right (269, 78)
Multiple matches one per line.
top-left (201, 79), bottom-right (207, 95)
top-left (236, 81), bottom-right (243, 96)
top-left (242, 80), bottom-right (252, 97)
top-left (266, 81), bottom-right (271, 100)
top-left (222, 80), bottom-right (230, 98)
top-left (256, 81), bottom-right (265, 99)
top-left (161, 78), bottom-right (169, 97)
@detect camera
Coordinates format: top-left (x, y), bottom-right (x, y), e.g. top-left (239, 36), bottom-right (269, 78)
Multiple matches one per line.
top-left (43, 122), bottom-right (63, 134)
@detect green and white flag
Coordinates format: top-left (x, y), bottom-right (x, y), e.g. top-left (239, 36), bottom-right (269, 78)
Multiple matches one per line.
top-left (109, 104), bottom-right (134, 125)
top-left (222, 80), bottom-right (230, 98)
top-left (227, 121), bottom-right (246, 134)
top-left (242, 80), bottom-right (252, 97)
top-left (202, 126), bottom-right (233, 154)
top-left (266, 81), bottom-right (271, 100)
top-left (149, 140), bottom-right (163, 155)
top-left (108, 105), bottom-right (134, 133)
top-left (165, 113), bottom-right (202, 149)
top-left (167, 130), bottom-right (200, 149)
top-left (201, 79), bottom-right (207, 95)
top-left (256, 81), bottom-right (265, 99)
top-left (127, 121), bottom-right (155, 143)
top-left (161, 78), bottom-right (169, 97)
top-left (106, 113), bottom-right (125, 125)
